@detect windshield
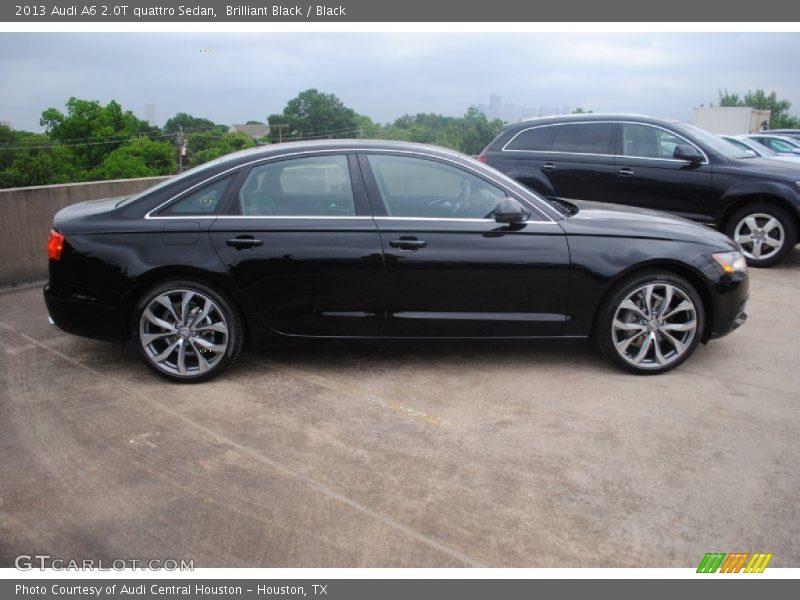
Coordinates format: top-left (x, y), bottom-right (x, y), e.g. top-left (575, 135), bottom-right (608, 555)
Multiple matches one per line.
top-left (676, 123), bottom-right (753, 159)
top-left (726, 137), bottom-right (777, 157)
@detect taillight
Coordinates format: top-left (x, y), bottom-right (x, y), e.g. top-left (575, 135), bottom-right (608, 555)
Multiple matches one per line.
top-left (477, 155), bottom-right (489, 163)
top-left (48, 230), bottom-right (65, 261)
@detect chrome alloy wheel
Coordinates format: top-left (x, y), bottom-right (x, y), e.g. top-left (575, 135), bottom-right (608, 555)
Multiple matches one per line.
top-left (139, 289), bottom-right (229, 377)
top-left (734, 213), bottom-right (785, 261)
top-left (611, 283), bottom-right (698, 370)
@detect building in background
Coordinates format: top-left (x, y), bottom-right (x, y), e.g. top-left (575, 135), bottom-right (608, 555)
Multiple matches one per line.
top-left (144, 103), bottom-right (157, 126)
top-left (475, 94), bottom-right (572, 123)
top-left (692, 106), bottom-right (770, 135)
top-left (229, 123), bottom-right (270, 140)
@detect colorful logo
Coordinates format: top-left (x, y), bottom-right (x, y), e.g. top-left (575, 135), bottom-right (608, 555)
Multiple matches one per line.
top-left (697, 552), bottom-right (773, 573)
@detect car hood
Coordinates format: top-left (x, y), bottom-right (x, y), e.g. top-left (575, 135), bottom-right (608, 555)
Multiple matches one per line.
top-left (725, 156), bottom-right (800, 178)
top-left (558, 199), bottom-right (738, 250)
top-left (54, 197), bottom-right (125, 223)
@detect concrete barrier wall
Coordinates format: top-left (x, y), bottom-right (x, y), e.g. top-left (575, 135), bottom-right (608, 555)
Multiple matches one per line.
top-left (0, 176), bottom-right (170, 288)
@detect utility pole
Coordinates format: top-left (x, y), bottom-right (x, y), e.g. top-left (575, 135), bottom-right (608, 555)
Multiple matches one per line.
top-left (176, 125), bottom-right (186, 173)
top-left (271, 124), bottom-right (288, 143)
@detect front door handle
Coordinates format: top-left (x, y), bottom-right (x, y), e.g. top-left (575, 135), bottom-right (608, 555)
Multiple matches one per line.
top-left (389, 237), bottom-right (427, 251)
top-left (226, 236), bottom-right (263, 249)
top-left (618, 167), bottom-right (635, 177)
top-left (541, 162), bottom-right (557, 172)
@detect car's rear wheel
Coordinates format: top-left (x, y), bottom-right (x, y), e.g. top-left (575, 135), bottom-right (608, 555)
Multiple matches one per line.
top-left (725, 203), bottom-right (796, 267)
top-left (133, 279), bottom-right (243, 383)
top-left (595, 271), bottom-right (704, 374)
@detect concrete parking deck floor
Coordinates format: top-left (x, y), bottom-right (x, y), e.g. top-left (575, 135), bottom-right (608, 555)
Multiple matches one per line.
top-left (1, 252), bottom-right (799, 568)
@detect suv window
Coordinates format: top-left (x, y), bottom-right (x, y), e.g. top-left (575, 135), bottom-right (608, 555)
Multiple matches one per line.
top-left (236, 155), bottom-right (355, 216)
top-left (505, 126), bottom-right (553, 151)
top-left (160, 175), bottom-right (235, 216)
top-left (550, 123), bottom-right (613, 155)
top-left (622, 123), bottom-right (689, 160)
top-left (366, 154), bottom-right (507, 219)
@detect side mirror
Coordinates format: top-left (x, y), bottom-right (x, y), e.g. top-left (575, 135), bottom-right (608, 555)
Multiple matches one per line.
top-left (493, 197), bottom-right (530, 223)
top-left (673, 144), bottom-right (704, 163)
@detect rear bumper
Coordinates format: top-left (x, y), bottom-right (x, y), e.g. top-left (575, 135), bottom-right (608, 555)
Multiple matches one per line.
top-left (44, 283), bottom-right (127, 342)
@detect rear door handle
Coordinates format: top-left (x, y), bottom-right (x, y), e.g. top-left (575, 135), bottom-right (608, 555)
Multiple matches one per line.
top-left (389, 237), bottom-right (427, 251)
top-left (618, 167), bottom-right (635, 177)
top-left (541, 162), bottom-right (557, 172)
top-left (226, 236), bottom-right (263, 249)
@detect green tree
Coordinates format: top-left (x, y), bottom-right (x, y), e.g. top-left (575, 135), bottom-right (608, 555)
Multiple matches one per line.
top-left (459, 107), bottom-right (504, 155)
top-left (267, 89), bottom-right (359, 142)
top-left (185, 131), bottom-right (255, 168)
top-left (164, 112), bottom-right (218, 134)
top-left (40, 97), bottom-right (156, 171)
top-left (93, 137), bottom-right (176, 179)
top-left (717, 89), bottom-right (800, 129)
top-left (2, 146), bottom-right (81, 187)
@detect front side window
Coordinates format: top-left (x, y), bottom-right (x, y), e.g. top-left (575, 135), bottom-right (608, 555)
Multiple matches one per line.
top-left (366, 154), bottom-right (507, 219)
top-left (505, 126), bottom-right (553, 151)
top-left (550, 123), bottom-right (613, 155)
top-left (236, 155), bottom-right (355, 216)
top-left (621, 124), bottom-right (691, 160)
top-left (160, 175), bottom-right (235, 216)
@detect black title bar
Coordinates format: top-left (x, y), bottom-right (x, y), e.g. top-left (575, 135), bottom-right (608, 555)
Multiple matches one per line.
top-left (3, 0), bottom-right (800, 22)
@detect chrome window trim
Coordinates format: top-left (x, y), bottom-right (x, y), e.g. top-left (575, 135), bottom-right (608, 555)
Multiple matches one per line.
top-left (145, 147), bottom-right (557, 222)
top-left (373, 216), bottom-right (557, 225)
top-left (500, 120), bottom-right (710, 165)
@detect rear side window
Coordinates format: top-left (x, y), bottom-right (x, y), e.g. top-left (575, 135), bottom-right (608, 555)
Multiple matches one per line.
top-left (505, 126), bottom-right (553, 151)
top-left (550, 123), bottom-right (613, 155)
top-left (236, 155), bottom-right (355, 216)
top-left (160, 175), bottom-right (235, 216)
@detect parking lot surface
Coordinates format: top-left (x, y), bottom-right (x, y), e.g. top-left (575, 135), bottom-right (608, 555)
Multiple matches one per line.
top-left (1, 251), bottom-right (799, 568)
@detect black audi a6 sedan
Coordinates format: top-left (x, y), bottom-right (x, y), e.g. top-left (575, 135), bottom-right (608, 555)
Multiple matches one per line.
top-left (479, 113), bottom-right (800, 267)
top-left (44, 140), bottom-right (748, 382)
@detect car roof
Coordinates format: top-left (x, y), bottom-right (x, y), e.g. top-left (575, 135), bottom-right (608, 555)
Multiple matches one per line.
top-left (209, 138), bottom-right (469, 165)
top-left (501, 113), bottom-right (683, 131)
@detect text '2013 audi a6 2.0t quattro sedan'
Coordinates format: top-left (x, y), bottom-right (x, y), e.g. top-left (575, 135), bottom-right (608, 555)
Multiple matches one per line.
top-left (44, 140), bottom-right (749, 382)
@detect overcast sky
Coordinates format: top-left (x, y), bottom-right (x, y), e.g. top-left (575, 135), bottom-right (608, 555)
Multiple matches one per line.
top-left (1, 33), bottom-right (799, 131)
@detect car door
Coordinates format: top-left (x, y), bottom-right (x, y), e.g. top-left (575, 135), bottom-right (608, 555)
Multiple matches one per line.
top-left (209, 152), bottom-right (385, 337)
top-left (536, 121), bottom-right (618, 203)
top-left (613, 123), bottom-right (715, 222)
top-left (359, 152), bottom-right (571, 338)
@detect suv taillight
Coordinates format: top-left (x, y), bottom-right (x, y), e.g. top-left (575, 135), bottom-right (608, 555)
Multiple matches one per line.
top-left (48, 230), bottom-right (65, 261)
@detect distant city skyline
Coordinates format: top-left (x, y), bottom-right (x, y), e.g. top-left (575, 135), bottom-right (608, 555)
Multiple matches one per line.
top-left (475, 93), bottom-right (574, 122)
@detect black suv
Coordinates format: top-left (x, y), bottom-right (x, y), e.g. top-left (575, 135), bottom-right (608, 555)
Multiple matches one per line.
top-left (480, 114), bottom-right (800, 267)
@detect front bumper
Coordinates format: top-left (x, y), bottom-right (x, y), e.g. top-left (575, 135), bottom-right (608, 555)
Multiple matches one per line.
top-left (707, 274), bottom-right (749, 341)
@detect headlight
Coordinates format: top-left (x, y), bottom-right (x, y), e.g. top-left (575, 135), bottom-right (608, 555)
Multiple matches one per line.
top-left (712, 250), bottom-right (747, 274)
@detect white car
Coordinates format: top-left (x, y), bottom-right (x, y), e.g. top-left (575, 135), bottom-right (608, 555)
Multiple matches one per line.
top-left (722, 135), bottom-right (800, 164)
top-left (743, 133), bottom-right (800, 156)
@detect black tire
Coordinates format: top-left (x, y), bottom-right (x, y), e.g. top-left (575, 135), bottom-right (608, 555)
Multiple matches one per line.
top-left (594, 270), bottom-right (705, 375)
top-left (132, 278), bottom-right (244, 383)
top-left (724, 203), bottom-right (797, 268)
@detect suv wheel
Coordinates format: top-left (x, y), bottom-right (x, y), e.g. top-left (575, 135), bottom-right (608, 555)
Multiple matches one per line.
top-left (133, 279), bottom-right (244, 383)
top-left (595, 271), bottom-right (704, 374)
top-left (725, 203), bottom-right (796, 267)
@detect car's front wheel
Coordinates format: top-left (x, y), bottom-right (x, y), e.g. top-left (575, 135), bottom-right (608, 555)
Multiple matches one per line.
top-left (132, 279), bottom-right (244, 383)
top-left (595, 271), bottom-right (705, 374)
top-left (725, 203), bottom-right (796, 268)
